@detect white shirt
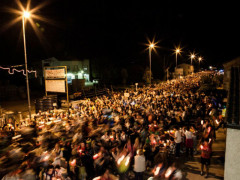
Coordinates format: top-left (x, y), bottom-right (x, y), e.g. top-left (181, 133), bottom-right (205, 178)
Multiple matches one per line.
top-left (175, 130), bottom-right (182, 143)
top-left (185, 130), bottom-right (193, 139)
top-left (134, 155), bottom-right (146, 172)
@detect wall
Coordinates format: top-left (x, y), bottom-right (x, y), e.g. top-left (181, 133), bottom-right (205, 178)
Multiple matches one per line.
top-left (224, 128), bottom-right (240, 179)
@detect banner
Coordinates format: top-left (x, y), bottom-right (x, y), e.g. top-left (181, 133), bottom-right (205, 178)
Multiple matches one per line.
top-left (45, 79), bottom-right (66, 93)
top-left (45, 69), bottom-right (65, 79)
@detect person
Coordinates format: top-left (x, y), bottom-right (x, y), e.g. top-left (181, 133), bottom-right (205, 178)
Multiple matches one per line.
top-left (173, 126), bottom-right (182, 158)
top-left (52, 143), bottom-right (63, 166)
top-left (43, 165), bottom-right (55, 180)
top-left (200, 139), bottom-right (211, 178)
top-left (134, 149), bottom-right (146, 180)
top-left (184, 126), bottom-right (193, 158)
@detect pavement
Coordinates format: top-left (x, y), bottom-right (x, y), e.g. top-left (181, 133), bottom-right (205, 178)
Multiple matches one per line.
top-left (179, 129), bottom-right (226, 180)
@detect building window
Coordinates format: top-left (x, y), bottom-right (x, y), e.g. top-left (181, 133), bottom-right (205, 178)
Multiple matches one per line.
top-left (73, 65), bottom-right (79, 72)
top-left (44, 63), bottom-right (50, 66)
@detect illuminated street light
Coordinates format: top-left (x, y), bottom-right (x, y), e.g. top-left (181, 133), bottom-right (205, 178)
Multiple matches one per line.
top-left (198, 56), bottom-right (203, 71)
top-left (175, 47), bottom-right (182, 68)
top-left (190, 53), bottom-right (196, 74)
top-left (149, 43), bottom-right (155, 85)
top-left (190, 53), bottom-right (196, 65)
top-left (6, 1), bottom-right (51, 120)
top-left (22, 10), bottom-right (32, 120)
top-left (23, 11), bottom-right (30, 18)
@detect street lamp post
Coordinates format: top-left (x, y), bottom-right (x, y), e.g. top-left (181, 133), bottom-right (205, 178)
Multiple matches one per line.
top-left (22, 11), bottom-right (32, 120)
top-left (175, 48), bottom-right (180, 68)
top-left (190, 53), bottom-right (195, 74)
top-left (198, 56), bottom-right (202, 71)
top-left (149, 43), bottom-right (154, 85)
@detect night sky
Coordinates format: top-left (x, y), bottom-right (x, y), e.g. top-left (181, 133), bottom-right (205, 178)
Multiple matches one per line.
top-left (0, 0), bottom-right (239, 72)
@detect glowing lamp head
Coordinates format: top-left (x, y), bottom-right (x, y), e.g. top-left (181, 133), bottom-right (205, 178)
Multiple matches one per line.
top-left (23, 11), bottom-right (31, 18)
top-left (150, 44), bottom-right (154, 48)
top-left (176, 48), bottom-right (180, 54)
top-left (198, 57), bottom-right (202, 61)
top-left (191, 54), bottom-right (195, 59)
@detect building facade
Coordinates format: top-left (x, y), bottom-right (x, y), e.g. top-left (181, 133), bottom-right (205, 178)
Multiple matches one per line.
top-left (223, 57), bottom-right (240, 90)
top-left (173, 63), bottom-right (194, 78)
top-left (42, 57), bottom-right (90, 84)
top-left (223, 58), bottom-right (240, 179)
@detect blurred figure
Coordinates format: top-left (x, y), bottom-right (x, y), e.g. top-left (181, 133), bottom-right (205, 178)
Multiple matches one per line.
top-left (173, 126), bottom-right (182, 158)
top-left (43, 165), bottom-right (55, 180)
top-left (200, 139), bottom-right (211, 178)
top-left (134, 149), bottom-right (146, 180)
top-left (184, 126), bottom-right (193, 158)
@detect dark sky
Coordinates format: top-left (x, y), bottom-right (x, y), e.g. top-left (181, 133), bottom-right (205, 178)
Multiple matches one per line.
top-left (0, 0), bottom-right (239, 68)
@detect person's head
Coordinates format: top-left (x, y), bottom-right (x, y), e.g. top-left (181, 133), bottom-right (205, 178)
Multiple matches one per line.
top-left (137, 149), bottom-right (143, 156)
top-left (47, 165), bottom-right (54, 174)
top-left (80, 142), bottom-right (85, 149)
top-left (174, 126), bottom-right (179, 131)
top-left (55, 143), bottom-right (60, 150)
top-left (203, 138), bottom-right (209, 146)
top-left (55, 165), bottom-right (60, 172)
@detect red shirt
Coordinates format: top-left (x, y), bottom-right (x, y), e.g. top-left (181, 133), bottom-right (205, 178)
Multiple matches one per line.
top-left (201, 144), bottom-right (211, 159)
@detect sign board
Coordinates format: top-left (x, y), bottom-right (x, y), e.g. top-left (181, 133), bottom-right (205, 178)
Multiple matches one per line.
top-left (45, 80), bottom-right (66, 93)
top-left (45, 69), bottom-right (65, 79)
top-left (44, 66), bottom-right (69, 105)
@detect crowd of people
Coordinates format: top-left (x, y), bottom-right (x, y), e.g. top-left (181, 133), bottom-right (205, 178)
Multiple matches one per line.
top-left (0, 72), bottom-right (226, 180)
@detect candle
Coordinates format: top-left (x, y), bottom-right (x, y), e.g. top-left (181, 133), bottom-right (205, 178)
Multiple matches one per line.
top-left (125, 156), bottom-right (130, 166)
top-left (154, 166), bottom-right (160, 176)
top-left (165, 168), bottom-right (173, 178)
top-left (70, 159), bottom-right (76, 166)
top-left (93, 153), bottom-right (99, 160)
top-left (117, 155), bottom-right (125, 165)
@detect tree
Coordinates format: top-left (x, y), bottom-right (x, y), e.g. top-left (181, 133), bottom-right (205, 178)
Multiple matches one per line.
top-left (142, 67), bottom-right (153, 84)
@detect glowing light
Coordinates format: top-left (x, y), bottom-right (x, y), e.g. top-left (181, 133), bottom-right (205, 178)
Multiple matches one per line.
top-left (154, 166), bottom-right (160, 176)
top-left (150, 43), bottom-right (155, 48)
top-left (198, 56), bottom-right (203, 62)
top-left (125, 156), bottom-right (130, 166)
top-left (12, 135), bottom-right (21, 140)
top-left (175, 47), bottom-right (182, 55)
top-left (0, 66), bottom-right (37, 78)
top-left (165, 168), bottom-right (173, 178)
top-left (215, 120), bottom-right (219, 125)
top-left (117, 155), bottom-right (125, 165)
top-left (23, 11), bottom-right (30, 18)
top-left (201, 120), bottom-right (204, 125)
top-left (207, 127), bottom-right (211, 133)
top-left (144, 37), bottom-right (160, 54)
top-left (67, 73), bottom-right (75, 79)
top-left (70, 159), bottom-right (76, 166)
top-left (43, 155), bottom-right (50, 161)
top-left (93, 153), bottom-right (99, 160)
top-left (152, 139), bottom-right (156, 145)
top-left (2, 0), bottom-right (54, 46)
top-left (191, 54), bottom-right (196, 59)
top-left (200, 145), bottom-right (203, 150)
